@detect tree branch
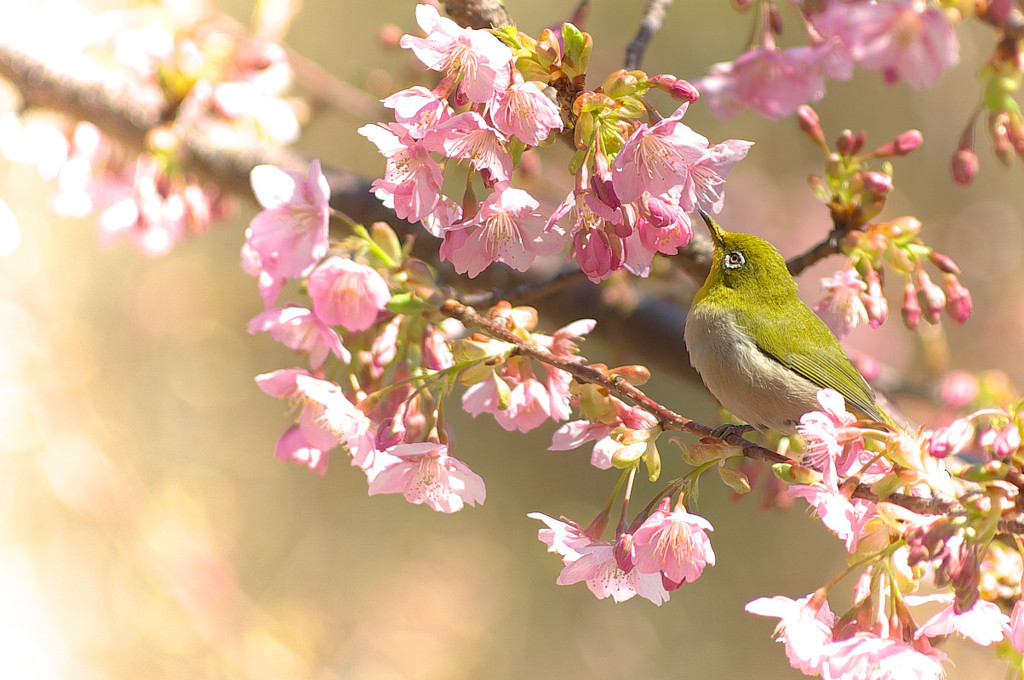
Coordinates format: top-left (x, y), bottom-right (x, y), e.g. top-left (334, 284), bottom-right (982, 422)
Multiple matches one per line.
top-left (624, 0), bottom-right (674, 70)
top-left (440, 297), bottom-right (971, 522)
top-left (786, 229), bottom-right (844, 275)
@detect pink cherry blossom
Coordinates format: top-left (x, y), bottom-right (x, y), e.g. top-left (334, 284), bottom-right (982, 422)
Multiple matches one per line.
top-left (745, 593), bottom-right (837, 675)
top-left (535, 318), bottom-right (597, 421)
top-left (488, 81), bottom-right (563, 146)
top-left (685, 138), bottom-right (753, 214)
top-left (1010, 600), bottom-right (1024, 653)
top-left (275, 424), bottom-right (330, 474)
top-left (555, 541), bottom-right (670, 605)
top-left (422, 195), bottom-right (464, 237)
top-left (698, 44), bottom-right (836, 121)
top-left (359, 121), bottom-right (444, 224)
top-left (610, 104), bottom-right (707, 204)
top-left (400, 3), bottom-right (513, 104)
top-left (632, 191), bottom-right (692, 256)
top-left (814, 268), bottom-right (870, 337)
top-left (307, 257), bottom-right (391, 331)
top-left (926, 418), bottom-right (974, 459)
top-left (382, 86), bottom-right (454, 134)
top-left (422, 111), bottom-right (513, 182)
top-left (551, 402), bottom-right (651, 470)
top-left (788, 459), bottom-right (876, 553)
top-left (368, 442), bottom-right (486, 513)
top-left (527, 512), bottom-right (591, 562)
top-left (797, 389), bottom-right (864, 467)
top-left (461, 374), bottom-right (554, 433)
top-left (631, 497), bottom-right (716, 588)
top-left (247, 305), bottom-right (349, 369)
top-left (820, 633), bottom-right (947, 680)
top-left (550, 420), bottom-right (617, 466)
top-left (907, 594), bottom-right (1010, 646)
top-left (255, 369), bottom-right (383, 476)
top-left (244, 160), bottom-right (330, 307)
top-left (256, 369), bottom-right (344, 457)
top-left (440, 185), bottom-right (560, 277)
top-left (547, 188), bottom-right (627, 283)
top-left (813, 0), bottom-right (959, 88)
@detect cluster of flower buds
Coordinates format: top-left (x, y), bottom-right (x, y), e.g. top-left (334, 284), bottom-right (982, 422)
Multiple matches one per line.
top-left (951, 8), bottom-right (1024, 185)
top-left (811, 217), bottom-right (972, 336)
top-left (793, 110), bottom-right (972, 335)
top-left (799, 106), bottom-right (923, 229)
top-left (359, 4), bottom-right (752, 283)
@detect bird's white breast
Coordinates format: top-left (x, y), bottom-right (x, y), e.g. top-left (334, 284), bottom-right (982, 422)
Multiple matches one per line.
top-left (683, 304), bottom-right (822, 433)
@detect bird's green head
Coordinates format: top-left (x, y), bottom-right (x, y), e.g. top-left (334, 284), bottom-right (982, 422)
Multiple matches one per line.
top-left (695, 210), bottom-right (797, 303)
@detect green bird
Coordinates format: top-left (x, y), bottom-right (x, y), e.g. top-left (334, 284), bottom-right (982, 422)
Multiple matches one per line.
top-left (684, 211), bottom-right (892, 434)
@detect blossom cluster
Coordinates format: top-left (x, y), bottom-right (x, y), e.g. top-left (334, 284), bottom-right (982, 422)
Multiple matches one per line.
top-left (0, 0), bottom-right (306, 254)
top-left (359, 4), bottom-right (752, 283)
top-left (746, 387), bottom-right (1024, 678)
top-left (697, 0), bottom-right (959, 121)
top-left (530, 495), bottom-right (715, 605)
top-left (242, 158), bottom-right (488, 511)
top-left (242, 158), bottom-right (632, 514)
top-left (699, 0), bottom-right (1024, 186)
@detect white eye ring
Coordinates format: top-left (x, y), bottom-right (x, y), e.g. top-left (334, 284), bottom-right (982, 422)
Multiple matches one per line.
top-left (725, 250), bottom-right (745, 269)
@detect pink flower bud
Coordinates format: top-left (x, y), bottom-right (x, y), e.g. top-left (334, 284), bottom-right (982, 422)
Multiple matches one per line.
top-left (988, 0), bottom-right (1013, 22)
top-left (767, 3), bottom-right (784, 35)
top-left (902, 282), bottom-right (921, 330)
top-left (928, 419), bottom-right (974, 459)
top-left (916, 270), bottom-right (945, 325)
top-left (862, 170), bottom-right (894, 196)
top-left (647, 74), bottom-right (699, 103)
top-left (943, 273), bottom-right (973, 324)
top-left (614, 532), bottom-right (636, 572)
top-left (797, 106), bottom-right (825, 146)
top-left (837, 128), bottom-right (865, 156)
top-left (862, 267), bottom-right (888, 329)
top-left (928, 251), bottom-right (961, 275)
top-left (837, 129), bottom-right (857, 156)
top-left (991, 112), bottom-right (1014, 166)
top-left (872, 130), bottom-right (924, 157)
top-left (951, 148), bottom-right (978, 185)
top-left (979, 423), bottom-right (1022, 457)
top-left (940, 371), bottom-right (979, 409)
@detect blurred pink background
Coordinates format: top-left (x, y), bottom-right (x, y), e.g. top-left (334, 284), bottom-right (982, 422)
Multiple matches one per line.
top-left (0, 0), bottom-right (1019, 677)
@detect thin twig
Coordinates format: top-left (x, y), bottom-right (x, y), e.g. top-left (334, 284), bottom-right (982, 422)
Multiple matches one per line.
top-left (624, 0), bottom-right (674, 70)
top-left (786, 229), bottom-right (844, 275)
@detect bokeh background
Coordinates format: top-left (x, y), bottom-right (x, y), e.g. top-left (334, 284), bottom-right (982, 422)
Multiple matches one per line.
top-left (1, 0), bottom-right (1022, 678)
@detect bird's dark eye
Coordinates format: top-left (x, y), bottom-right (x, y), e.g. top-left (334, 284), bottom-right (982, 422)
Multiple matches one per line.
top-left (724, 250), bottom-right (745, 269)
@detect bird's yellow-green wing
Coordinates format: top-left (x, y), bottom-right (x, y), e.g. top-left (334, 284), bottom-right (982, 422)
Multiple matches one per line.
top-left (737, 300), bottom-right (889, 424)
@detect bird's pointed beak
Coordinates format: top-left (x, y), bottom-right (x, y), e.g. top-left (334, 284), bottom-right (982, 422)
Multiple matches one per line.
top-left (698, 209), bottom-right (724, 247)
